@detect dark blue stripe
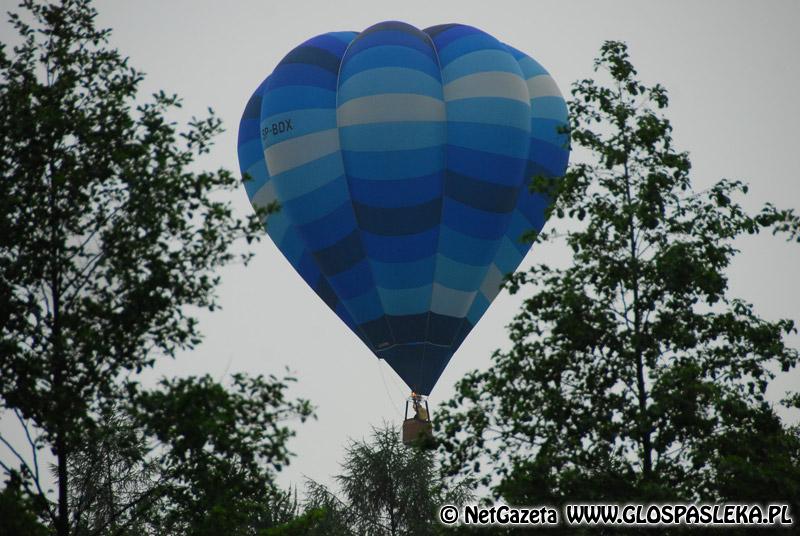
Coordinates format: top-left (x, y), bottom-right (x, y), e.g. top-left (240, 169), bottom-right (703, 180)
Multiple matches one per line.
top-left (280, 46), bottom-right (342, 73)
top-left (445, 171), bottom-right (520, 213)
top-left (359, 316), bottom-right (395, 349)
top-left (423, 24), bottom-right (457, 38)
top-left (529, 139), bottom-right (570, 176)
top-left (515, 192), bottom-right (549, 236)
top-left (353, 198), bottom-right (442, 236)
top-left (303, 34), bottom-right (353, 56)
top-left (380, 343), bottom-right (452, 395)
top-left (267, 64), bottom-right (337, 90)
top-left (442, 198), bottom-right (510, 240)
top-left (312, 230), bottom-right (364, 275)
top-left (360, 21), bottom-right (430, 41)
top-left (349, 173), bottom-right (442, 208)
top-left (296, 250), bottom-right (321, 286)
top-left (426, 313), bottom-right (464, 346)
top-left (237, 118), bottom-right (259, 147)
top-left (347, 30), bottom-right (436, 60)
top-left (452, 319), bottom-right (474, 349)
top-left (328, 260), bottom-right (374, 299)
top-left (446, 145), bottom-right (527, 187)
top-left (297, 202), bottom-right (357, 251)
top-left (242, 92), bottom-right (262, 120)
top-left (387, 314), bottom-right (429, 344)
top-left (315, 276), bottom-right (339, 310)
top-left (425, 24), bottom-right (479, 50)
top-left (361, 228), bottom-right (439, 262)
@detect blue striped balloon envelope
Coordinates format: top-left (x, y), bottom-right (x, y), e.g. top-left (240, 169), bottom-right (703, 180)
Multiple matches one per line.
top-left (237, 22), bottom-right (569, 395)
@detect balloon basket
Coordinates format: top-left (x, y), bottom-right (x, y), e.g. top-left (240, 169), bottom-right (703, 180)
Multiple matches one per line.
top-left (402, 394), bottom-right (434, 449)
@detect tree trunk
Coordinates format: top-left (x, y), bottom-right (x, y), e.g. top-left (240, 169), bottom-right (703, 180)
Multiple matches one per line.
top-left (50, 158), bottom-right (69, 536)
top-left (623, 159), bottom-right (653, 477)
top-left (56, 431), bottom-right (69, 536)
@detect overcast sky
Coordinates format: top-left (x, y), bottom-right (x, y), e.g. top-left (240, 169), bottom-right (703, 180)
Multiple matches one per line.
top-left (2, 0), bottom-right (799, 493)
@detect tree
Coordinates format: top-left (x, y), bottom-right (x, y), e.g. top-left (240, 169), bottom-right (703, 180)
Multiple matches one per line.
top-left (303, 425), bottom-right (472, 536)
top-left (437, 41), bottom-right (800, 519)
top-left (0, 473), bottom-right (48, 536)
top-left (0, 1), bottom-right (307, 535)
top-left (129, 374), bottom-right (311, 536)
top-left (60, 374), bottom-right (312, 536)
top-left (67, 407), bottom-right (157, 536)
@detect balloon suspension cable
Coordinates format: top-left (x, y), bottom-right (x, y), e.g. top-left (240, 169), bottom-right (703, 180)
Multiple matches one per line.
top-left (377, 359), bottom-right (403, 419)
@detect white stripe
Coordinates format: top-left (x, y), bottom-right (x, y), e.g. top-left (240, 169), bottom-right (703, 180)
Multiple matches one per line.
top-left (444, 71), bottom-right (529, 104)
top-left (251, 181), bottom-right (277, 210)
top-left (430, 283), bottom-right (476, 318)
top-left (526, 75), bottom-right (562, 99)
top-left (337, 94), bottom-right (445, 126)
top-left (479, 263), bottom-right (504, 301)
top-left (265, 129), bottom-right (340, 176)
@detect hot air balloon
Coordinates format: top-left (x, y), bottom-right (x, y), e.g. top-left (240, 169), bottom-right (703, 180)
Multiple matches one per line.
top-left (237, 22), bottom-right (569, 413)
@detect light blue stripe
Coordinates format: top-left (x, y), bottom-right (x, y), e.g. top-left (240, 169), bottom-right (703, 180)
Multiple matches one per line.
top-left (341, 146), bottom-right (443, 179)
top-left (271, 152), bottom-right (344, 201)
top-left (372, 256), bottom-right (436, 289)
top-left (265, 211), bottom-right (290, 245)
top-left (344, 288), bottom-right (385, 323)
top-left (437, 33), bottom-right (501, 65)
top-left (243, 162), bottom-right (268, 197)
top-left (378, 285), bottom-right (432, 315)
top-left (340, 46), bottom-right (440, 83)
top-left (530, 97), bottom-right (568, 122)
top-left (330, 31), bottom-right (358, 44)
top-left (442, 49), bottom-right (522, 82)
top-left (492, 235), bottom-right (525, 275)
top-left (434, 254), bottom-right (487, 291)
top-left (438, 226), bottom-right (497, 266)
top-left (448, 122), bottom-right (530, 159)
top-left (531, 118), bottom-right (568, 146)
top-left (261, 86), bottom-right (336, 116)
top-left (272, 221), bottom-right (303, 264)
top-left (466, 292), bottom-right (490, 324)
top-left (338, 67), bottom-right (443, 103)
top-left (238, 137), bottom-right (264, 169)
top-left (505, 210), bottom-right (534, 250)
top-left (281, 178), bottom-right (349, 225)
top-left (339, 122), bottom-right (444, 151)
top-left (516, 56), bottom-right (548, 78)
top-left (446, 98), bottom-right (530, 129)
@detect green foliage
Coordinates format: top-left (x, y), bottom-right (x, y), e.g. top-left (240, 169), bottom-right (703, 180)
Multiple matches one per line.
top-left (130, 374), bottom-right (312, 536)
top-left (61, 379), bottom-right (311, 536)
top-left (67, 408), bottom-right (157, 536)
top-left (0, 473), bottom-right (48, 536)
top-left (0, 1), bottom-right (300, 535)
top-left (303, 425), bottom-right (473, 536)
top-left (263, 507), bottom-right (329, 536)
top-left (437, 41), bottom-right (800, 516)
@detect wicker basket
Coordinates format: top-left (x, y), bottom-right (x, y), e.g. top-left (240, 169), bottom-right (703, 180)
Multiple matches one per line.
top-left (402, 418), bottom-right (433, 446)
